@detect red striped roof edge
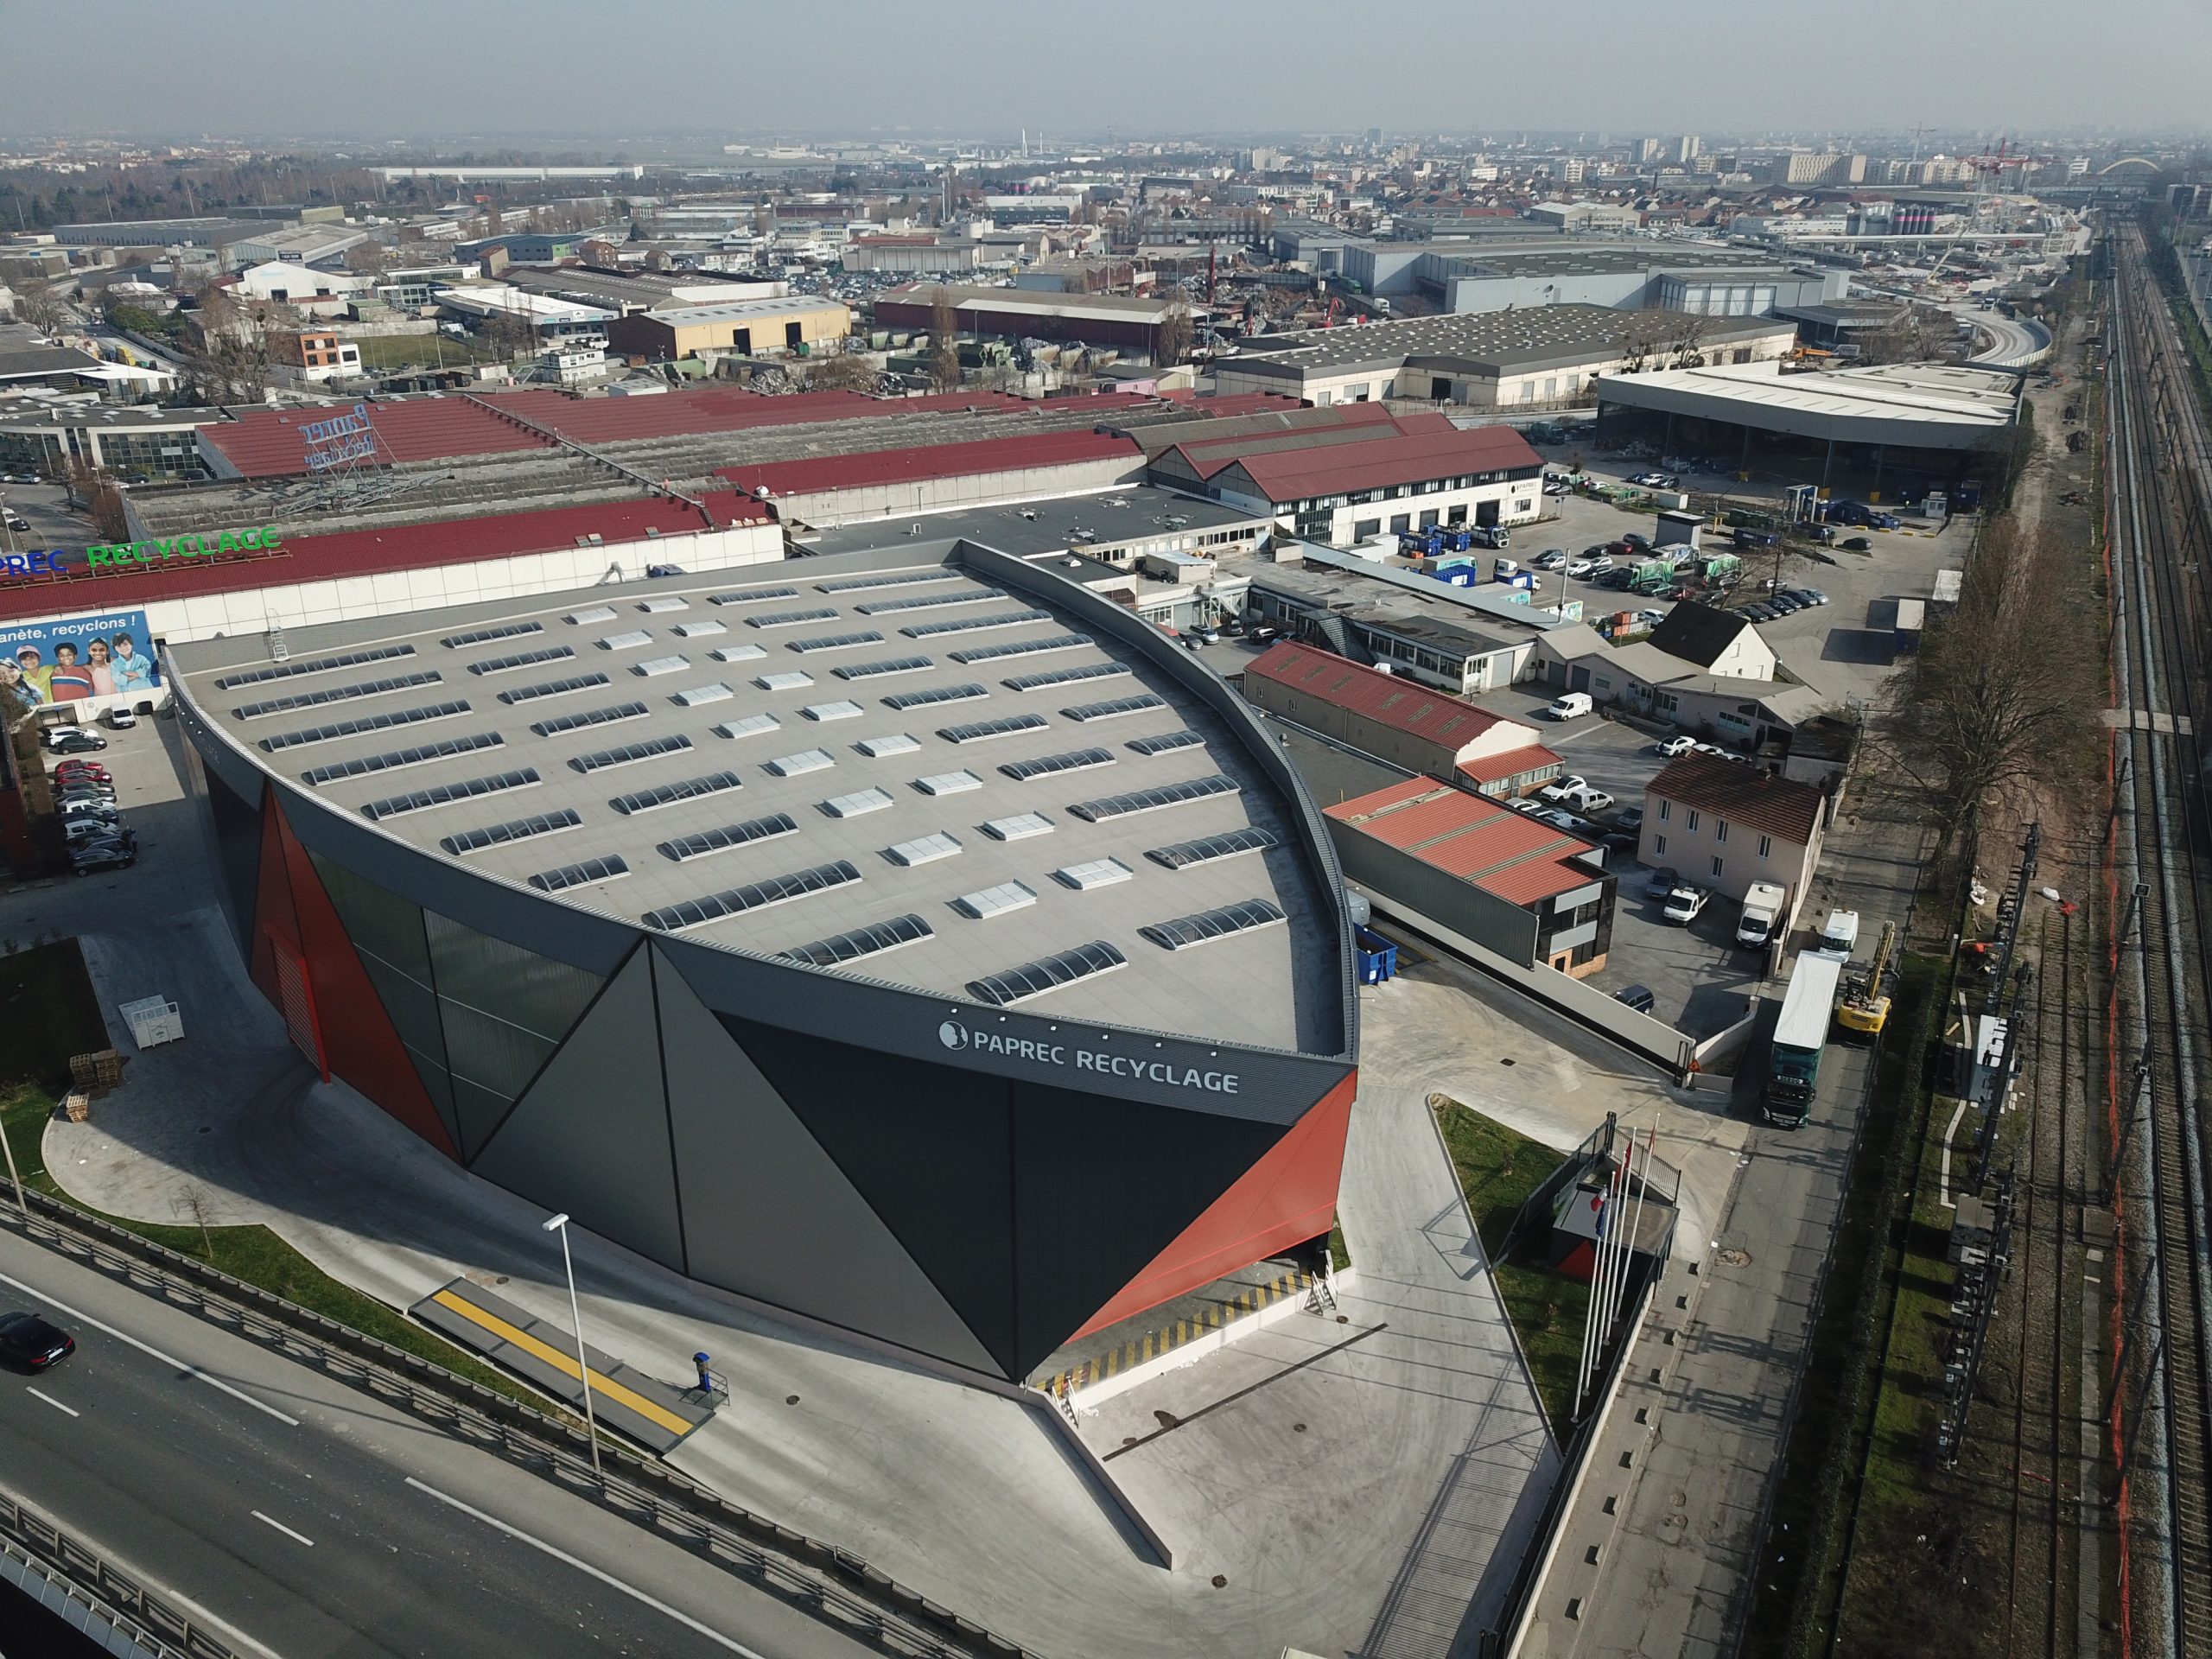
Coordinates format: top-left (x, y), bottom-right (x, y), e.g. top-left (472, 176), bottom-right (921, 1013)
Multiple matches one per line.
top-left (717, 428), bottom-right (1140, 497)
top-left (1230, 423), bottom-right (1543, 501)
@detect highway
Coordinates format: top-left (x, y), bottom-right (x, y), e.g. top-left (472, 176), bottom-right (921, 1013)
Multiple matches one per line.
top-left (0, 1224), bottom-right (878, 1659)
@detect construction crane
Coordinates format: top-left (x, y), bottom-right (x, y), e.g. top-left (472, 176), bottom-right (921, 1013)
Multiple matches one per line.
top-left (1929, 137), bottom-right (2056, 281)
top-left (1836, 920), bottom-right (1897, 1037)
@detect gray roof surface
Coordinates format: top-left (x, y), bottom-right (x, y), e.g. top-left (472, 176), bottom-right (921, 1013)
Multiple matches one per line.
top-left (1226, 303), bottom-right (1792, 379)
top-left (171, 551), bottom-right (1338, 1056)
top-left (798, 487), bottom-right (1269, 563)
top-left (0, 345), bottom-right (105, 382)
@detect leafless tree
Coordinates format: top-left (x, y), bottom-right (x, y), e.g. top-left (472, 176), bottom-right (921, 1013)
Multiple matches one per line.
top-left (10, 277), bottom-right (72, 335)
top-left (1615, 308), bottom-right (1669, 373)
top-left (1881, 514), bottom-right (2098, 868)
top-left (345, 241), bottom-right (391, 277)
top-left (927, 288), bottom-right (962, 392)
top-left (1859, 303), bottom-right (1958, 365)
top-left (174, 1184), bottom-right (217, 1260)
top-left (1154, 293), bottom-right (1194, 366)
top-left (1664, 310), bottom-right (1716, 369)
top-left (179, 289), bottom-right (275, 404)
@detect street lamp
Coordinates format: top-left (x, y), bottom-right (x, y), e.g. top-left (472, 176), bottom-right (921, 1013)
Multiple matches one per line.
top-left (541, 1211), bottom-right (601, 1478)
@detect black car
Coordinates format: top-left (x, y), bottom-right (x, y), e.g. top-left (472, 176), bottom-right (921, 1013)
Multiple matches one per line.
top-left (69, 836), bottom-right (137, 875)
top-left (1841, 536), bottom-right (1872, 552)
top-left (0, 1311), bottom-right (74, 1370)
top-left (41, 728), bottom-right (106, 755)
top-left (1613, 984), bottom-right (1658, 1014)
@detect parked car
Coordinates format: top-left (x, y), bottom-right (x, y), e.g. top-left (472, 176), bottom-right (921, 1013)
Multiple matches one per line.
top-left (62, 816), bottom-right (126, 843)
top-left (0, 1312), bottom-right (74, 1370)
top-left (53, 763), bottom-right (110, 785)
top-left (1545, 692), bottom-right (1593, 721)
top-left (1530, 549), bottom-right (1568, 570)
top-left (1796, 588), bottom-right (1830, 606)
top-left (1621, 531), bottom-right (1651, 550)
top-left (1841, 536), bottom-right (1872, 551)
top-left (1655, 735), bottom-right (1696, 757)
top-left (1539, 776), bottom-right (1591, 804)
top-left (1627, 472), bottom-right (1680, 490)
top-left (58, 800), bottom-right (120, 823)
top-left (41, 728), bottom-right (105, 754)
top-left (1533, 806), bottom-right (1581, 832)
top-left (1595, 569), bottom-right (1636, 590)
top-left (1618, 806), bottom-right (1645, 830)
top-left (1661, 884), bottom-right (1711, 925)
top-left (104, 706), bottom-right (137, 730)
top-left (1633, 608), bottom-right (1668, 629)
top-left (1573, 788), bottom-right (1615, 813)
top-left (1644, 866), bottom-right (1681, 900)
top-left (1565, 556), bottom-right (1607, 579)
top-left (68, 839), bottom-right (137, 876)
top-left (1613, 984), bottom-right (1658, 1014)
top-left (1770, 595), bottom-right (1802, 614)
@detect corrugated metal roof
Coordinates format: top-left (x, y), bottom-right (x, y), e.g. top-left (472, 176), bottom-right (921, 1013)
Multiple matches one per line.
top-left (717, 428), bottom-right (1139, 499)
top-left (1458, 742), bottom-right (1565, 785)
top-left (200, 386), bottom-right (1046, 480)
top-left (1325, 778), bottom-right (1603, 906)
top-left (1228, 423), bottom-right (1542, 502)
top-left (1246, 640), bottom-right (1525, 749)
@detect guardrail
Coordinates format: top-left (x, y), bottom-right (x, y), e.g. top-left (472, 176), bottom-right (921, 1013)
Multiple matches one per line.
top-left (0, 1486), bottom-right (226, 1658)
top-left (0, 1192), bottom-right (1033, 1659)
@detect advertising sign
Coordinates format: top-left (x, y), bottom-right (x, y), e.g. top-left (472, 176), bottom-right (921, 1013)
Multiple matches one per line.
top-left (0, 609), bottom-right (160, 714)
top-left (0, 525), bottom-right (283, 582)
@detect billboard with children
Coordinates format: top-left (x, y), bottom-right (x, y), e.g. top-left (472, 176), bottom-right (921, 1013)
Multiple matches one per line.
top-left (0, 609), bottom-right (162, 715)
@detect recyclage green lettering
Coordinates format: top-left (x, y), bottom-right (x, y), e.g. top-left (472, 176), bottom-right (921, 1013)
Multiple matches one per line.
top-left (84, 526), bottom-right (283, 570)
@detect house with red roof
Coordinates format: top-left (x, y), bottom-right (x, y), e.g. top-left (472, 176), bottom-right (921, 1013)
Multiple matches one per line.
top-left (1325, 779), bottom-right (1617, 977)
top-left (1241, 640), bottom-right (1562, 797)
top-left (1147, 413), bottom-right (1542, 549)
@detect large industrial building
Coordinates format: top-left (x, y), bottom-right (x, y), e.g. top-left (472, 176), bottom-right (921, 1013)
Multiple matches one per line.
top-left (1338, 241), bottom-right (1849, 317)
top-left (1593, 359), bottom-right (2024, 493)
top-left (872, 284), bottom-right (1208, 360)
top-left (1211, 306), bottom-right (1797, 411)
top-left (166, 545), bottom-right (1359, 1383)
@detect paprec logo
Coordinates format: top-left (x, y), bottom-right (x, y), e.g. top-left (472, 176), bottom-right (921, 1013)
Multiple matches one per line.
top-left (938, 1021), bottom-right (969, 1051)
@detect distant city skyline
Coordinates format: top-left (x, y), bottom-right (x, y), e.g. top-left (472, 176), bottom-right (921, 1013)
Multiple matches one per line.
top-left (3, 0), bottom-right (2208, 141)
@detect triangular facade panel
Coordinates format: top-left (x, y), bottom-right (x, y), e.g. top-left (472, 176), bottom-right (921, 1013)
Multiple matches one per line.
top-left (1070, 1069), bottom-right (1356, 1343)
top-left (653, 949), bottom-right (1001, 1376)
top-left (470, 945), bottom-right (685, 1271)
top-left (717, 1011), bottom-right (1020, 1376)
top-left (268, 792), bottom-right (460, 1160)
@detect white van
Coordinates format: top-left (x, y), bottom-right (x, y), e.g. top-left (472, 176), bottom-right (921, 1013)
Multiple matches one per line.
top-left (1814, 909), bottom-right (1860, 961)
top-left (1545, 692), bottom-right (1593, 721)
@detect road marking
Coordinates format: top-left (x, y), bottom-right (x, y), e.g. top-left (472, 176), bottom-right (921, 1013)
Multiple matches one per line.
top-left (0, 1269), bottom-right (298, 1427)
top-left (24, 1388), bottom-right (78, 1418)
top-left (427, 1289), bottom-right (690, 1436)
top-left (251, 1510), bottom-right (314, 1548)
top-left (405, 1478), bottom-right (768, 1658)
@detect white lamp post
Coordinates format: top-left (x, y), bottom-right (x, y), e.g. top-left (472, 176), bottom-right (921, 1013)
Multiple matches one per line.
top-left (541, 1211), bottom-right (601, 1478)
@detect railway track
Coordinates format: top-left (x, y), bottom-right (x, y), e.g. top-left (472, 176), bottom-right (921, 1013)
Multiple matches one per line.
top-left (2005, 904), bottom-right (2076, 1659)
top-left (2106, 222), bottom-right (2212, 1657)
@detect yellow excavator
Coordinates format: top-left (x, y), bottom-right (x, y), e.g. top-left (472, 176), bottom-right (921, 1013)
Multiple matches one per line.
top-left (1836, 920), bottom-right (1897, 1037)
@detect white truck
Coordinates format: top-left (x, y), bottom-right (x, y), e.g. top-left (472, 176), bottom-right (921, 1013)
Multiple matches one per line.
top-left (1736, 881), bottom-right (1788, 950)
top-left (1814, 909), bottom-right (1861, 961)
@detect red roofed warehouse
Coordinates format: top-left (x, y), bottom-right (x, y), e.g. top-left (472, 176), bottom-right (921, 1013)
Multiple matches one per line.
top-left (1147, 413), bottom-right (1542, 548)
top-left (1242, 640), bottom-right (1562, 795)
top-left (1325, 779), bottom-right (1617, 977)
top-left (719, 429), bottom-right (1144, 530)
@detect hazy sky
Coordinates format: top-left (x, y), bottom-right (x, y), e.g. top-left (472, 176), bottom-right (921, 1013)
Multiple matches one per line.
top-left (4, 0), bottom-right (2206, 141)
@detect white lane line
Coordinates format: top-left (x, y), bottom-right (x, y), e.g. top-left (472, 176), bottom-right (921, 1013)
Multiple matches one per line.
top-left (405, 1478), bottom-right (768, 1658)
top-left (23, 1388), bottom-right (77, 1418)
top-left (0, 1269), bottom-right (298, 1427)
top-left (251, 1510), bottom-right (314, 1548)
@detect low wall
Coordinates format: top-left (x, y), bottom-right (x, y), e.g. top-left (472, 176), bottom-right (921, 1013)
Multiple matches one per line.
top-left (1355, 882), bottom-right (1694, 1077)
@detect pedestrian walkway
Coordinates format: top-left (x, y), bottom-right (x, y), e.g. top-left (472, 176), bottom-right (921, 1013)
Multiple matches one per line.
top-left (412, 1278), bottom-right (715, 1453)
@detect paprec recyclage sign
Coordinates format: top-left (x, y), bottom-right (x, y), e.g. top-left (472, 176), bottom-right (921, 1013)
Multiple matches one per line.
top-left (937, 1018), bottom-right (1243, 1096)
top-left (2, 524), bottom-right (284, 580)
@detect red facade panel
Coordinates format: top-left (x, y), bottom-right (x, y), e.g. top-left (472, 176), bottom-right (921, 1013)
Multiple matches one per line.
top-left (1070, 1070), bottom-right (1356, 1342)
